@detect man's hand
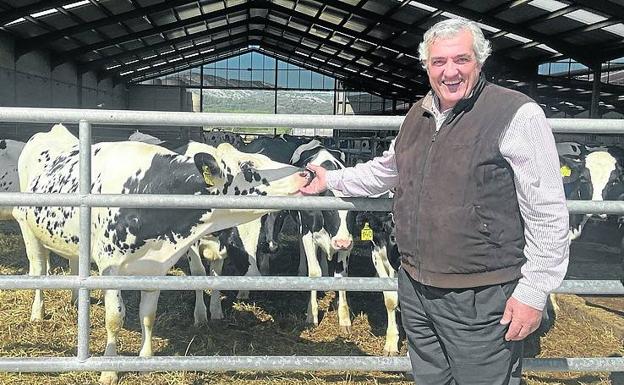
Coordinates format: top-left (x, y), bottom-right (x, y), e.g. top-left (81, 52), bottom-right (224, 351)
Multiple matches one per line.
top-left (299, 164), bottom-right (328, 195)
top-left (500, 297), bottom-right (542, 341)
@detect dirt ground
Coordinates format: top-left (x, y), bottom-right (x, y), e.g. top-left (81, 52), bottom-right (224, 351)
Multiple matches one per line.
top-left (0, 218), bottom-right (621, 385)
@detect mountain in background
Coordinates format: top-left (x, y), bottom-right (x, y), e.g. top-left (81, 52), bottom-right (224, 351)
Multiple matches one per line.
top-left (201, 89), bottom-right (334, 115)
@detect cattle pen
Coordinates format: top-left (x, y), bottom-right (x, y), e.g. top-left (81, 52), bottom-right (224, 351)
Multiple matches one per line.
top-left (0, 107), bottom-right (622, 383)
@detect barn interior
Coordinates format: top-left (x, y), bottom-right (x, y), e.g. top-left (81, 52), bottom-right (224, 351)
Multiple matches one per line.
top-left (0, 2), bottom-right (622, 385)
top-left (0, 0), bottom-right (623, 147)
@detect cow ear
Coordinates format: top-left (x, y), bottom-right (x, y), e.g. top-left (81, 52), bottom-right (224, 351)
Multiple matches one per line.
top-left (194, 152), bottom-right (223, 187)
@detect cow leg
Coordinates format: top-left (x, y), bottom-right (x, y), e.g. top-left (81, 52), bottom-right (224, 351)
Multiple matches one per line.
top-left (209, 258), bottom-right (225, 320)
top-left (236, 219), bottom-right (262, 300)
top-left (139, 289), bottom-right (160, 357)
top-left (302, 232), bottom-right (321, 326)
top-left (372, 246), bottom-right (399, 356)
top-left (100, 280), bottom-right (125, 385)
top-left (17, 221), bottom-right (49, 321)
top-left (187, 245), bottom-right (208, 325)
top-left (297, 237), bottom-right (308, 276)
top-left (334, 250), bottom-right (351, 334)
top-left (237, 261), bottom-right (260, 300)
top-left (69, 257), bottom-right (79, 306)
top-left (319, 254), bottom-right (329, 277)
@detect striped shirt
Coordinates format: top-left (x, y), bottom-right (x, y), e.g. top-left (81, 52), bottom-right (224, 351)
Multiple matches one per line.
top-left (327, 101), bottom-right (570, 311)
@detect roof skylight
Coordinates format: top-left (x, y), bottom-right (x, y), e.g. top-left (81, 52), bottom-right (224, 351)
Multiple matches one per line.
top-left (528, 0), bottom-right (568, 13)
top-left (565, 9), bottom-right (607, 25)
top-left (604, 23), bottom-right (624, 38)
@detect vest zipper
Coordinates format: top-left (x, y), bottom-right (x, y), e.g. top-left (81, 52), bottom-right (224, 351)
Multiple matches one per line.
top-left (413, 121), bottom-right (438, 280)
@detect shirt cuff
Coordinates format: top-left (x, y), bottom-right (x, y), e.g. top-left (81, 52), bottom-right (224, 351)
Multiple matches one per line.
top-left (512, 280), bottom-right (548, 311)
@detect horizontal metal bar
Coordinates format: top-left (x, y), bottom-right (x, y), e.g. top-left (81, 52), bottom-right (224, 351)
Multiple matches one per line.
top-left (549, 118), bottom-right (624, 134)
top-left (0, 276), bottom-right (620, 294)
top-left (0, 356), bottom-right (621, 373)
top-left (0, 107), bottom-right (404, 130)
top-left (566, 200), bottom-right (624, 214)
top-left (2, 193), bottom-right (624, 214)
top-left (0, 108), bottom-right (624, 134)
top-left (0, 193), bottom-right (393, 211)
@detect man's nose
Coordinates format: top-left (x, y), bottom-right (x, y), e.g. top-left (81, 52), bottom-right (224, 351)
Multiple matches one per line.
top-left (444, 61), bottom-right (459, 76)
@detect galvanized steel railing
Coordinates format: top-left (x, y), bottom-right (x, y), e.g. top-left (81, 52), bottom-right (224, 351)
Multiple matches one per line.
top-left (0, 107), bottom-right (622, 374)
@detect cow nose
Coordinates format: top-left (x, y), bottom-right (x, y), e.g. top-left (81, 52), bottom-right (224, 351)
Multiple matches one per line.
top-left (332, 238), bottom-right (352, 250)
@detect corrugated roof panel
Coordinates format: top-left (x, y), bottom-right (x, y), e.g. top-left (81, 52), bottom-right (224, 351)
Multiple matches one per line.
top-left (362, 0), bottom-right (393, 14)
top-left (392, 32), bottom-right (421, 49)
top-left (149, 9), bottom-right (177, 25)
top-left (343, 16), bottom-right (368, 33)
top-left (496, 3), bottom-right (547, 23)
top-left (173, 3), bottom-right (201, 20)
top-left (294, 1), bottom-right (320, 17)
top-left (201, 1), bottom-right (226, 13)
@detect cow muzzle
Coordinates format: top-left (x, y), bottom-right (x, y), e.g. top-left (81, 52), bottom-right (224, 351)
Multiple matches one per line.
top-left (332, 238), bottom-right (353, 251)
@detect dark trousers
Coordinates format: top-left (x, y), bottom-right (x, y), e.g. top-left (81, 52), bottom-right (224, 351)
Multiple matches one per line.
top-left (398, 267), bottom-right (523, 385)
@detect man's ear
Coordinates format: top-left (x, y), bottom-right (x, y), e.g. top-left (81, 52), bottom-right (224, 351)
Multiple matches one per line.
top-left (194, 152), bottom-right (223, 187)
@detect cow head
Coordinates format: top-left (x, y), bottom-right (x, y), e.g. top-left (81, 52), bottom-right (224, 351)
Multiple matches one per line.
top-left (189, 142), bottom-right (305, 199)
top-left (353, 211), bottom-right (400, 271)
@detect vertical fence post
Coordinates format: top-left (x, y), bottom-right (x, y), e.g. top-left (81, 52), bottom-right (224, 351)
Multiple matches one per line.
top-left (77, 120), bottom-right (92, 361)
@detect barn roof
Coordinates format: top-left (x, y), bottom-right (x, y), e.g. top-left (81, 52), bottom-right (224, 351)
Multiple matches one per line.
top-left (1, 0), bottom-right (624, 115)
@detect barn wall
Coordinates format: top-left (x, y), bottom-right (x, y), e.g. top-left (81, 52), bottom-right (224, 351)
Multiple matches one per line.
top-left (126, 85), bottom-right (199, 141)
top-left (0, 31), bottom-right (129, 142)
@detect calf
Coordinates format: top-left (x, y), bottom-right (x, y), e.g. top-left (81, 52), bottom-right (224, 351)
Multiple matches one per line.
top-left (354, 208), bottom-right (401, 356)
top-left (14, 124), bottom-right (305, 385)
top-left (290, 142), bottom-right (354, 333)
top-left (557, 141), bottom-right (593, 240)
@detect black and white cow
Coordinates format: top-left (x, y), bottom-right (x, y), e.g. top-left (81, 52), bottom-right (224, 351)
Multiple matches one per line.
top-left (0, 139), bottom-right (25, 220)
top-left (557, 142), bottom-right (593, 240)
top-left (289, 140), bottom-right (355, 333)
top-left (202, 129), bottom-right (245, 149)
top-left (14, 124), bottom-right (306, 385)
top-left (353, 206), bottom-right (401, 356)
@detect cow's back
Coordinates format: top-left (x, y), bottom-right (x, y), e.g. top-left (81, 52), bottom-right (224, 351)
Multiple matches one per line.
top-left (18, 124), bottom-right (78, 193)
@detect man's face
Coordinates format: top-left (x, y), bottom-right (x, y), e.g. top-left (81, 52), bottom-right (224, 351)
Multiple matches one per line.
top-left (426, 29), bottom-right (481, 111)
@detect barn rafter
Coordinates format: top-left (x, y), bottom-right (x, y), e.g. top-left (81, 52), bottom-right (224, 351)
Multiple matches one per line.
top-left (1, 0), bottom-right (623, 114)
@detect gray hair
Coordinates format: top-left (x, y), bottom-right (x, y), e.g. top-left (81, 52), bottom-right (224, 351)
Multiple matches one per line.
top-left (418, 18), bottom-right (492, 69)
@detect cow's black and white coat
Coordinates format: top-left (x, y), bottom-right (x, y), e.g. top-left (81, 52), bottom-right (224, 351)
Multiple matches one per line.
top-left (353, 206), bottom-right (401, 356)
top-left (13, 124), bottom-right (304, 385)
top-left (290, 141), bottom-right (354, 332)
top-left (557, 141), bottom-right (593, 240)
top-left (0, 139), bottom-right (25, 220)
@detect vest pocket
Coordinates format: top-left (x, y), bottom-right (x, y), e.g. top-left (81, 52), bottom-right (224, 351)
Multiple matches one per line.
top-left (472, 205), bottom-right (501, 247)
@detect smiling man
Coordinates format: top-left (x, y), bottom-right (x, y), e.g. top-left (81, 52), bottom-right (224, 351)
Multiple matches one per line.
top-left (299, 17), bottom-right (570, 385)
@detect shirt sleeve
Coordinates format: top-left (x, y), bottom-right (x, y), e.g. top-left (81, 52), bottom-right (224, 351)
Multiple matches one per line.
top-left (500, 102), bottom-right (570, 311)
top-left (326, 139), bottom-right (399, 197)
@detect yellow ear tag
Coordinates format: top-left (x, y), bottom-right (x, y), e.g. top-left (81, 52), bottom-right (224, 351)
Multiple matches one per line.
top-left (202, 165), bottom-right (215, 187)
top-left (560, 165), bottom-right (572, 177)
top-left (361, 222), bottom-right (373, 241)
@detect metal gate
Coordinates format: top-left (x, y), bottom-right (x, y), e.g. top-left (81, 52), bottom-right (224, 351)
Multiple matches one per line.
top-left (0, 106), bottom-right (622, 374)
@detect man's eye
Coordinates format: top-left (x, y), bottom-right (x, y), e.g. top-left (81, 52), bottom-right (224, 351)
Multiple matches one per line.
top-left (432, 60), bottom-right (445, 66)
top-left (456, 57), bottom-right (470, 64)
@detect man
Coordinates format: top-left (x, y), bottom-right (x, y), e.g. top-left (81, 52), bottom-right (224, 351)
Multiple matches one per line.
top-left (298, 18), bottom-right (569, 385)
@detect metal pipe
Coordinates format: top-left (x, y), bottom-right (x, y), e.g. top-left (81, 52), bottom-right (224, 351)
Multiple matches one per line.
top-left (0, 193), bottom-right (393, 211)
top-left (0, 107), bottom-right (624, 134)
top-left (77, 120), bottom-right (91, 362)
top-left (0, 276), bottom-right (620, 294)
top-left (0, 356), bottom-right (620, 373)
top-left (0, 107), bottom-right (404, 129)
top-left (4, 193), bottom-right (624, 214)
